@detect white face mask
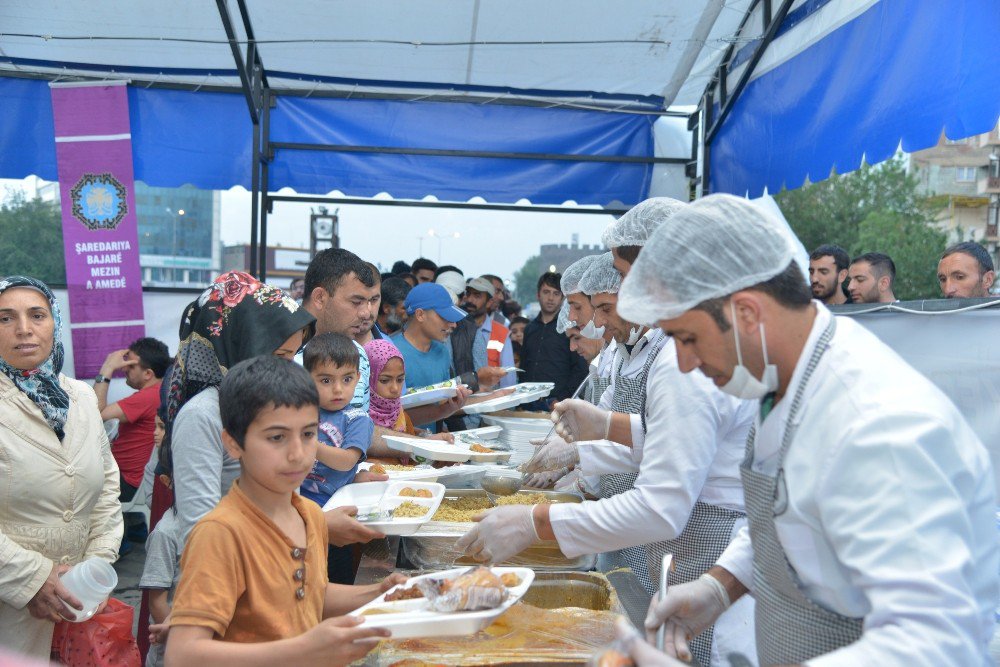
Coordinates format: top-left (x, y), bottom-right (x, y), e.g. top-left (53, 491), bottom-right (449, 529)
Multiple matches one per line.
top-left (625, 325), bottom-right (644, 346)
top-left (579, 317), bottom-right (606, 340)
top-left (720, 302), bottom-right (779, 400)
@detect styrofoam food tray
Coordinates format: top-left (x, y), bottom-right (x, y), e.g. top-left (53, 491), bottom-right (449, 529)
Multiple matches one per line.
top-left (384, 436), bottom-right (512, 464)
top-left (321, 481), bottom-right (444, 535)
top-left (357, 462), bottom-right (441, 483)
top-left (450, 425), bottom-right (502, 441)
top-left (462, 383), bottom-right (555, 415)
top-left (351, 566), bottom-right (534, 639)
top-left (400, 383), bottom-right (460, 408)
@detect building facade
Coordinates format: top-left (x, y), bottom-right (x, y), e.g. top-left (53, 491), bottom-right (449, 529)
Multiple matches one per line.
top-left (911, 124), bottom-right (1000, 266)
top-left (222, 245), bottom-right (309, 289)
top-left (38, 181), bottom-right (221, 288)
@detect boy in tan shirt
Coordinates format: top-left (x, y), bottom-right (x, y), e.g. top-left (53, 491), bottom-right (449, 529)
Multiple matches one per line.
top-left (166, 356), bottom-right (405, 666)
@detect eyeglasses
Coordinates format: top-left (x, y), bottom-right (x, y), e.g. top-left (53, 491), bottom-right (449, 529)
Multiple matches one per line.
top-left (291, 547), bottom-right (307, 600)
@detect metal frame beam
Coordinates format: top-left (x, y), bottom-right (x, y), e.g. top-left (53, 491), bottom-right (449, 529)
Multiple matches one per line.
top-left (266, 193), bottom-right (628, 216)
top-left (269, 142), bottom-right (687, 165)
top-left (704, 0), bottom-right (794, 146)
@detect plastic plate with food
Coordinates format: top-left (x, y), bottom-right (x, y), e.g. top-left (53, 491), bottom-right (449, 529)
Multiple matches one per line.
top-left (351, 566), bottom-right (535, 639)
top-left (400, 379), bottom-right (461, 408)
top-left (461, 382), bottom-right (555, 415)
top-left (359, 461), bottom-right (442, 483)
top-left (383, 436), bottom-right (512, 464)
top-left (321, 481), bottom-right (445, 535)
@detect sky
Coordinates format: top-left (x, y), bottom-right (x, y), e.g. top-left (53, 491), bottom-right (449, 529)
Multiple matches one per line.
top-left (4, 177), bottom-right (614, 285)
top-left (218, 188), bottom-right (614, 282)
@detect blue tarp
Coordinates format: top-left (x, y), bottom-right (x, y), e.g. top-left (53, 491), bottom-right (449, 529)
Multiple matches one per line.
top-left (710, 0), bottom-right (1000, 196)
top-left (0, 76), bottom-right (654, 206)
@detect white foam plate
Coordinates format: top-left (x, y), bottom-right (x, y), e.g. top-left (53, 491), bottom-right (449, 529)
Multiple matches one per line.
top-left (384, 436), bottom-right (512, 464)
top-left (351, 566), bottom-right (534, 639)
top-left (462, 383), bottom-right (555, 415)
top-left (358, 462), bottom-right (441, 483)
top-left (401, 382), bottom-right (460, 408)
top-left (322, 481), bottom-right (445, 536)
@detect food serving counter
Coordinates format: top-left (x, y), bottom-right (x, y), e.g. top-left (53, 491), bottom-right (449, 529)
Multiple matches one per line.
top-left (354, 532), bottom-right (652, 666)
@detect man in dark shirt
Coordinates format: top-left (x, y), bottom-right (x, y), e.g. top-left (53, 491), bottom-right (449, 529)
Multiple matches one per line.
top-left (520, 272), bottom-right (588, 407)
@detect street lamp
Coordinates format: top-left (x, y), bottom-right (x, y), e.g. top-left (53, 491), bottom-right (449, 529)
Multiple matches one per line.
top-left (427, 229), bottom-right (461, 263)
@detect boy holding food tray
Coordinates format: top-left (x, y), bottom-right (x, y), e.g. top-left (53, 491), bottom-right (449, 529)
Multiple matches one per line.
top-left (166, 356), bottom-right (405, 666)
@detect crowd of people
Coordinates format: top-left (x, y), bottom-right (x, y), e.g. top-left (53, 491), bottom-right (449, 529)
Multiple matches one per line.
top-left (807, 240), bottom-right (996, 305)
top-left (0, 194), bottom-right (997, 666)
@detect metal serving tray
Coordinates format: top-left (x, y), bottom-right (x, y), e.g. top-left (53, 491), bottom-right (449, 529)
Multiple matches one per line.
top-left (401, 490), bottom-right (597, 572)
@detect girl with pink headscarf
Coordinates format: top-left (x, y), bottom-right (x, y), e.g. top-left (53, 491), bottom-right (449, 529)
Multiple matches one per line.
top-left (364, 339), bottom-right (454, 443)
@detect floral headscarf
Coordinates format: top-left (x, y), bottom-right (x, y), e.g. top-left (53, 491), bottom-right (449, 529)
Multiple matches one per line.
top-left (164, 271), bottom-right (315, 425)
top-left (364, 339), bottom-right (404, 429)
top-left (0, 276), bottom-right (70, 440)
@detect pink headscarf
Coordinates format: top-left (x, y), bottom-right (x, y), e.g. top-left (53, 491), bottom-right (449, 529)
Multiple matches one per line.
top-left (364, 339), bottom-right (404, 429)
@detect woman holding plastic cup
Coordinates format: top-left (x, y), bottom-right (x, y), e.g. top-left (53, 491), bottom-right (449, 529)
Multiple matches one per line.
top-left (0, 276), bottom-right (123, 658)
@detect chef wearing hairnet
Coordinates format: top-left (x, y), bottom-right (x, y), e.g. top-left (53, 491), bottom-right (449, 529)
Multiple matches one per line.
top-left (459, 203), bottom-right (759, 666)
top-left (613, 194), bottom-right (997, 666)
top-left (560, 255), bottom-right (617, 405)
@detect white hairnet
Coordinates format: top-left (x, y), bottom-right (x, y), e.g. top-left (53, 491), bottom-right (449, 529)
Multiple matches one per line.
top-left (435, 271), bottom-right (465, 305)
top-left (617, 193), bottom-right (797, 324)
top-left (579, 252), bottom-right (622, 296)
top-left (560, 255), bottom-right (600, 295)
top-left (555, 301), bottom-right (575, 334)
top-left (602, 197), bottom-right (686, 249)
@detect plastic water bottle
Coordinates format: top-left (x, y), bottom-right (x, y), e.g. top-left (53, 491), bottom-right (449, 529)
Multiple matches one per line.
top-left (58, 557), bottom-right (118, 622)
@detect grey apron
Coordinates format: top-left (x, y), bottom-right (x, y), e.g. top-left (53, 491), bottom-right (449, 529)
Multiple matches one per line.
top-left (600, 331), bottom-right (667, 593)
top-left (587, 343), bottom-right (614, 406)
top-left (639, 339), bottom-right (746, 667)
top-left (741, 319), bottom-right (863, 665)
top-left (586, 368), bottom-right (612, 407)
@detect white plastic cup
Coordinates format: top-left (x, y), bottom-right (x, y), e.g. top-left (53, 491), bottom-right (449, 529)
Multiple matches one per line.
top-left (58, 558), bottom-right (118, 622)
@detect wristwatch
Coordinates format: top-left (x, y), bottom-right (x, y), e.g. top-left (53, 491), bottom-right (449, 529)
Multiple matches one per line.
top-left (94, 374), bottom-right (111, 384)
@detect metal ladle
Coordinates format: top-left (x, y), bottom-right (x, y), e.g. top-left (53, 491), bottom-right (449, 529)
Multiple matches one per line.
top-left (479, 470), bottom-right (524, 505)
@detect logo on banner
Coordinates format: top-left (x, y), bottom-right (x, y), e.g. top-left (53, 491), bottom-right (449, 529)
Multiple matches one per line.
top-left (70, 173), bottom-right (128, 231)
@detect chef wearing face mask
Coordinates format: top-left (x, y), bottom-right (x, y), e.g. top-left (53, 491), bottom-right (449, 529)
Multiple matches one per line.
top-left (560, 255), bottom-right (617, 406)
top-left (608, 194), bottom-right (998, 667)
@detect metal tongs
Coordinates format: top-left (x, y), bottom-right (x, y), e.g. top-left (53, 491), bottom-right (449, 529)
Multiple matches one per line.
top-left (658, 552), bottom-right (704, 666)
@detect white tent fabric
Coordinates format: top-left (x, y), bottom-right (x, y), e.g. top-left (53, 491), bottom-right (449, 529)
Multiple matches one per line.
top-left (0, 0), bottom-right (751, 109)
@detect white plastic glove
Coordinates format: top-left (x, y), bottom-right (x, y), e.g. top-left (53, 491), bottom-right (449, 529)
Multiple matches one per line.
top-left (523, 467), bottom-right (568, 489)
top-left (553, 468), bottom-right (582, 494)
top-left (520, 435), bottom-right (579, 473)
top-left (611, 617), bottom-right (688, 667)
top-left (455, 505), bottom-right (539, 564)
top-left (551, 398), bottom-right (612, 443)
top-left (644, 574), bottom-right (731, 663)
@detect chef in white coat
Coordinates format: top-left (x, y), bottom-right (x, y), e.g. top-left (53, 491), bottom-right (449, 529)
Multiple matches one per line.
top-left (612, 194), bottom-right (998, 666)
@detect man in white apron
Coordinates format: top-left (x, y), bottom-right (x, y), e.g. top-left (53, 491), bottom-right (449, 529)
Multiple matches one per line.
top-left (616, 194), bottom-right (998, 666)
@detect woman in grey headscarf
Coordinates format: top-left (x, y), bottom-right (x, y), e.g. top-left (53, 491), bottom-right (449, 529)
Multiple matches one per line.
top-left (0, 276), bottom-right (123, 658)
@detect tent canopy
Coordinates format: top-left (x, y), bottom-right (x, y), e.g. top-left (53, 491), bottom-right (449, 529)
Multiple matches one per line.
top-left (1, 0), bottom-right (997, 203)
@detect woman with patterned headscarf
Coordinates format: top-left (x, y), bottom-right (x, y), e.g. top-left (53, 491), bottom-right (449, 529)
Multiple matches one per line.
top-left (0, 276), bottom-right (123, 658)
top-left (163, 271), bottom-right (315, 545)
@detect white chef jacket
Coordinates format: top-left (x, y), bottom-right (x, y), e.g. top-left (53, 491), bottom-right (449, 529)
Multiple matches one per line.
top-left (550, 336), bottom-right (753, 554)
top-left (716, 304), bottom-right (998, 667)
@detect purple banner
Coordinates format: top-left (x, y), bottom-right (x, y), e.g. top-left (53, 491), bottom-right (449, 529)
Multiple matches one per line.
top-left (50, 82), bottom-right (145, 379)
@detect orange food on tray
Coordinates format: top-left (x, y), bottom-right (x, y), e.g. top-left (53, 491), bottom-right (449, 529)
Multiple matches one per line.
top-left (399, 487), bottom-right (433, 498)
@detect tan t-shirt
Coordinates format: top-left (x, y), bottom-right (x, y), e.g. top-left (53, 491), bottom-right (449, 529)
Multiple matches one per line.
top-left (169, 481), bottom-right (329, 641)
